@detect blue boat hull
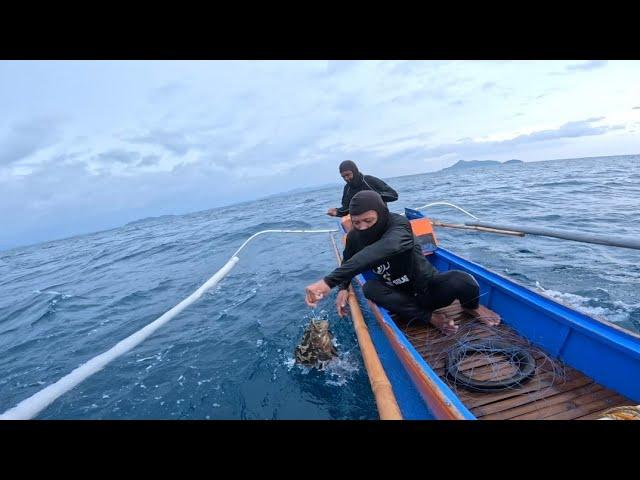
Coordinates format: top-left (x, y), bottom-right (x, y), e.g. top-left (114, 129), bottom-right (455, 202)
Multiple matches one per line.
top-left (347, 211), bottom-right (640, 419)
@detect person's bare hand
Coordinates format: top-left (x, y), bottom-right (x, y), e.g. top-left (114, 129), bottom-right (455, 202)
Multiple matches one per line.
top-left (305, 279), bottom-right (331, 307)
top-left (336, 289), bottom-right (350, 317)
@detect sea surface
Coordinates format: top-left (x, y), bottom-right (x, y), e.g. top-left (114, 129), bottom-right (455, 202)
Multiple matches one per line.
top-left (1, 154), bottom-right (638, 419)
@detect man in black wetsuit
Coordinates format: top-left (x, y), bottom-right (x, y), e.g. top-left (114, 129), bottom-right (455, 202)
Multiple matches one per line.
top-left (307, 191), bottom-right (500, 334)
top-left (327, 160), bottom-right (399, 217)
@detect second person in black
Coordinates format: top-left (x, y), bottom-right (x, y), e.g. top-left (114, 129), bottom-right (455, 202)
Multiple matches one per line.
top-left (327, 160), bottom-right (399, 217)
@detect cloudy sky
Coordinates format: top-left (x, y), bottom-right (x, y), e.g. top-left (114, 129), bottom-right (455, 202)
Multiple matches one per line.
top-left (1, 60), bottom-right (639, 250)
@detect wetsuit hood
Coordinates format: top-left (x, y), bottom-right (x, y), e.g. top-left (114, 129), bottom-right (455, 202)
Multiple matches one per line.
top-left (349, 190), bottom-right (390, 245)
top-left (339, 160), bottom-right (364, 188)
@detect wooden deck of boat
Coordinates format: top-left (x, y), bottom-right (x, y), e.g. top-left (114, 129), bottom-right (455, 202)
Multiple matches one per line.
top-left (395, 301), bottom-right (633, 420)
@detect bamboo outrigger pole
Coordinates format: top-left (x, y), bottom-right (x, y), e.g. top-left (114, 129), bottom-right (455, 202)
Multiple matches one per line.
top-left (466, 221), bottom-right (640, 251)
top-left (330, 235), bottom-right (403, 420)
top-left (430, 220), bottom-right (525, 237)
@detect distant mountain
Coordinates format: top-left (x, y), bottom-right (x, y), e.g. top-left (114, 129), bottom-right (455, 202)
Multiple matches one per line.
top-left (440, 159), bottom-right (524, 172)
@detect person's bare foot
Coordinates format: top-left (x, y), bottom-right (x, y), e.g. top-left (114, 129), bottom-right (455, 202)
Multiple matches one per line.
top-left (429, 312), bottom-right (459, 335)
top-left (464, 305), bottom-right (501, 326)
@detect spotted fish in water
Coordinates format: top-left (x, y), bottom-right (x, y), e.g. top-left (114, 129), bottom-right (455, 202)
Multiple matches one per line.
top-left (294, 319), bottom-right (338, 370)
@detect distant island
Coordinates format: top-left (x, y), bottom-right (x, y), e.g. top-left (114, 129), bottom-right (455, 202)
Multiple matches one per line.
top-left (439, 159), bottom-right (524, 172)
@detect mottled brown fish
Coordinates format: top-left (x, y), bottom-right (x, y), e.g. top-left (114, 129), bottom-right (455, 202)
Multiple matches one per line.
top-left (294, 319), bottom-right (338, 370)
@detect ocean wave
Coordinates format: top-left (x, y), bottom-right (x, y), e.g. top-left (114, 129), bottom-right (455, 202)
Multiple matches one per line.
top-left (1, 154), bottom-right (638, 419)
top-left (529, 180), bottom-right (590, 188)
top-left (535, 281), bottom-right (638, 324)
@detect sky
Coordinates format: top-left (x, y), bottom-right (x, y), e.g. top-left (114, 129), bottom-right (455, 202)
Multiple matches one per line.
top-left (1, 60), bottom-right (639, 250)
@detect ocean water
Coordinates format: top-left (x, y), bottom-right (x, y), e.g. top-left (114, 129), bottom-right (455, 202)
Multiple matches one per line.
top-left (0, 154), bottom-right (638, 419)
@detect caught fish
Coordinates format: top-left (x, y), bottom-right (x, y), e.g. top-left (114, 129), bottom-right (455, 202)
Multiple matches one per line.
top-left (294, 319), bottom-right (338, 370)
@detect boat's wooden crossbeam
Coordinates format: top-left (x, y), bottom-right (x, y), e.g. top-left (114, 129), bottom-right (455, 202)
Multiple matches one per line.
top-left (395, 301), bottom-right (633, 420)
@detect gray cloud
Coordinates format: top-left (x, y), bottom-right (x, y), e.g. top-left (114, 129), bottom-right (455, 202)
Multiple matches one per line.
top-left (125, 128), bottom-right (206, 155)
top-left (28, 151), bottom-right (88, 171)
top-left (148, 82), bottom-right (186, 103)
top-left (475, 81), bottom-right (514, 99)
top-left (388, 87), bottom-right (449, 106)
top-left (529, 87), bottom-right (563, 102)
top-left (0, 161), bottom-right (237, 249)
top-left (367, 131), bottom-right (434, 150)
top-left (566, 60), bottom-right (607, 71)
top-left (552, 61), bottom-right (608, 75)
top-left (210, 121), bottom-right (340, 171)
top-left (325, 60), bottom-right (360, 75)
top-left (388, 61), bottom-right (452, 76)
top-left (0, 117), bottom-right (63, 166)
top-left (508, 117), bottom-right (624, 144)
top-left (332, 94), bottom-right (363, 111)
top-left (94, 149), bottom-right (141, 165)
top-left (388, 90), bottom-right (430, 106)
top-left (373, 117), bottom-right (624, 162)
top-left (121, 114), bottom-right (338, 175)
top-left (137, 154), bottom-right (161, 167)
top-left (388, 61), bottom-right (427, 75)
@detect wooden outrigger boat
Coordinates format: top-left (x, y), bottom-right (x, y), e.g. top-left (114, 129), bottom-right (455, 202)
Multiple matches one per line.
top-left (3, 206), bottom-right (638, 421)
top-left (336, 208), bottom-right (640, 420)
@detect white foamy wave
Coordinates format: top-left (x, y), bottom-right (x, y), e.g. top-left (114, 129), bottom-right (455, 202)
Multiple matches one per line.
top-left (284, 357), bottom-right (296, 371)
top-left (304, 309), bottom-right (329, 322)
top-left (535, 281), bottom-right (637, 323)
top-left (324, 350), bottom-right (360, 386)
top-left (284, 345), bottom-right (360, 385)
top-left (33, 290), bottom-right (73, 299)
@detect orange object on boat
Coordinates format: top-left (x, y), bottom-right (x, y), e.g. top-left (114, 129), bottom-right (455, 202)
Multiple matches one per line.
top-left (410, 217), bottom-right (438, 253)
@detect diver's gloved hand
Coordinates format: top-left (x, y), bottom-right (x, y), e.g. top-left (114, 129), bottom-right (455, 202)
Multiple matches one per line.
top-left (305, 279), bottom-right (331, 307)
top-left (336, 289), bottom-right (350, 318)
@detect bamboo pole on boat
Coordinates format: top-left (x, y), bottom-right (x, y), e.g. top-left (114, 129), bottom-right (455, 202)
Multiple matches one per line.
top-left (430, 221), bottom-right (525, 237)
top-left (466, 221), bottom-right (640, 250)
top-left (330, 235), bottom-right (403, 420)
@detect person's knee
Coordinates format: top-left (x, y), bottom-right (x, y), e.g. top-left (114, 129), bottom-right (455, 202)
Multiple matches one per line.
top-left (448, 270), bottom-right (478, 287)
top-left (443, 270), bottom-right (477, 293)
top-left (448, 271), bottom-right (480, 307)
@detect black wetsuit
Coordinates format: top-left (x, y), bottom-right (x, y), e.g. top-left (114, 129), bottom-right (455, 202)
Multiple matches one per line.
top-left (334, 161), bottom-right (398, 217)
top-left (324, 195), bottom-right (480, 323)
